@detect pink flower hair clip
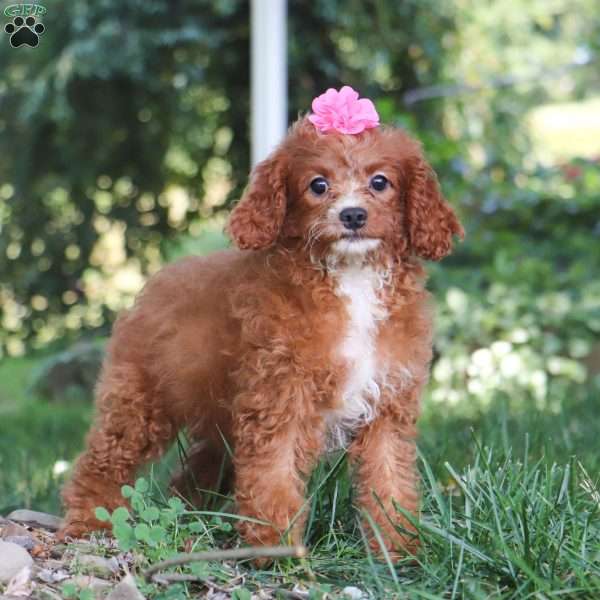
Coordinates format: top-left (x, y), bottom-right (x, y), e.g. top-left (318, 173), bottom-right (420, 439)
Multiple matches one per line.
top-left (308, 85), bottom-right (380, 135)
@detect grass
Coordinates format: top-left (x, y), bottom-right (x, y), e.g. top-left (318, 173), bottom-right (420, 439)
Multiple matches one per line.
top-left (1, 354), bottom-right (599, 598)
top-left (0, 354), bottom-right (91, 514)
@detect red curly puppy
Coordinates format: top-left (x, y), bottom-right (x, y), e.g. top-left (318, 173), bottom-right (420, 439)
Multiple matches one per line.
top-left (59, 88), bottom-right (463, 557)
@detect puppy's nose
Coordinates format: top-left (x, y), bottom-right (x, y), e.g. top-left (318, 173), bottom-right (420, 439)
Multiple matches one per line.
top-left (339, 207), bottom-right (367, 231)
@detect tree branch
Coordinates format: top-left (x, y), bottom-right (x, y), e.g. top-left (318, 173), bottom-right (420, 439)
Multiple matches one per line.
top-left (143, 545), bottom-right (307, 582)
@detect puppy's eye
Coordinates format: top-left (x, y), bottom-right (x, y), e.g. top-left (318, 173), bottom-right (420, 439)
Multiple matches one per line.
top-left (309, 177), bottom-right (329, 195)
top-left (370, 174), bottom-right (389, 192)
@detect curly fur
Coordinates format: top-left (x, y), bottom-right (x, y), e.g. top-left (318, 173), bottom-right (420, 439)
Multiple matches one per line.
top-left (59, 116), bottom-right (463, 558)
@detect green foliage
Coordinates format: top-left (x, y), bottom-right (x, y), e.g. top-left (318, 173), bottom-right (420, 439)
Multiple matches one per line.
top-left (429, 157), bottom-right (600, 412)
top-left (0, 0), bottom-right (252, 352)
top-left (83, 447), bottom-right (600, 598)
top-left (4, 0), bottom-right (597, 355)
top-left (0, 0), bottom-right (455, 352)
top-left (415, 451), bottom-right (600, 597)
top-left (0, 354), bottom-right (90, 514)
top-left (95, 477), bottom-right (236, 560)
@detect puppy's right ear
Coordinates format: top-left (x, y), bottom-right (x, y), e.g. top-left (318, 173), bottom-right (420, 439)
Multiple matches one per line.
top-left (405, 156), bottom-right (464, 261)
top-left (227, 151), bottom-right (288, 250)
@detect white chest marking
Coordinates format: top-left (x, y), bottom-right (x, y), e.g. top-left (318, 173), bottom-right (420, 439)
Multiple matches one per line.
top-left (328, 264), bottom-right (388, 449)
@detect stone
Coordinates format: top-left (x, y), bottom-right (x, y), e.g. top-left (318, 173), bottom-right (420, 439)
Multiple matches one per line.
top-left (0, 540), bottom-right (34, 583)
top-left (36, 566), bottom-right (71, 584)
top-left (3, 535), bottom-right (36, 551)
top-left (0, 521), bottom-right (30, 538)
top-left (66, 575), bottom-right (112, 597)
top-left (30, 342), bottom-right (104, 403)
top-left (106, 574), bottom-right (146, 600)
top-left (35, 558), bottom-right (68, 571)
top-left (76, 553), bottom-right (119, 578)
top-left (6, 510), bottom-right (63, 531)
top-left (5, 565), bottom-right (34, 597)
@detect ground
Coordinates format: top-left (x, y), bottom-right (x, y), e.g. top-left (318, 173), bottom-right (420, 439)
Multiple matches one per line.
top-left (0, 353), bottom-right (599, 598)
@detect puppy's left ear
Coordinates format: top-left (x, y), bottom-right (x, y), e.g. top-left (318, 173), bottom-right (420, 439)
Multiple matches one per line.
top-left (227, 151), bottom-right (288, 250)
top-left (405, 157), bottom-right (464, 261)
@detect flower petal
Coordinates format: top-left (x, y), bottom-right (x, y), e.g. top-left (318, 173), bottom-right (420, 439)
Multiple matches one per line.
top-left (308, 86), bottom-right (379, 135)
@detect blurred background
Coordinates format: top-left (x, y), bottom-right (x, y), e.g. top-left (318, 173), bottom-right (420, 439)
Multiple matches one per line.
top-left (0, 0), bottom-right (599, 515)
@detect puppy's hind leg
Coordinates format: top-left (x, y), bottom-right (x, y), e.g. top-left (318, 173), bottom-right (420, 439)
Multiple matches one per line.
top-left (59, 363), bottom-right (176, 539)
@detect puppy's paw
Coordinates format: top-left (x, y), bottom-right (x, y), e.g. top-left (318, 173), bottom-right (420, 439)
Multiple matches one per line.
top-left (237, 522), bottom-right (305, 568)
top-left (56, 511), bottom-right (111, 542)
top-left (368, 533), bottom-right (420, 564)
top-left (237, 521), bottom-right (282, 548)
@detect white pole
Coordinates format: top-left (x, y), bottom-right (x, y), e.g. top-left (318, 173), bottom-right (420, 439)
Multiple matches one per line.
top-left (251, 0), bottom-right (287, 166)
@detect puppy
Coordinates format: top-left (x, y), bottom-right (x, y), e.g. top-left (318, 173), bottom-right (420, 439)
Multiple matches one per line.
top-left (59, 88), bottom-right (463, 556)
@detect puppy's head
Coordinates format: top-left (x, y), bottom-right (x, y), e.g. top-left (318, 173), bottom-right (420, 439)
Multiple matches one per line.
top-left (228, 116), bottom-right (463, 261)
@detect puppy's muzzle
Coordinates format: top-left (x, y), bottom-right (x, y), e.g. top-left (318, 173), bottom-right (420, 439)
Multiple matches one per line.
top-left (339, 207), bottom-right (367, 231)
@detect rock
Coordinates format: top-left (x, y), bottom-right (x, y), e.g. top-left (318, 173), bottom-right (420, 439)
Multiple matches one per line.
top-left (36, 566), bottom-right (70, 584)
top-left (5, 565), bottom-right (34, 597)
top-left (6, 510), bottom-right (63, 531)
top-left (0, 521), bottom-right (31, 539)
top-left (76, 554), bottom-right (119, 578)
top-left (106, 573), bottom-right (145, 600)
top-left (30, 342), bottom-right (104, 403)
top-left (35, 558), bottom-right (68, 571)
top-left (66, 575), bottom-right (112, 597)
top-left (0, 540), bottom-right (34, 583)
top-left (3, 535), bottom-right (36, 551)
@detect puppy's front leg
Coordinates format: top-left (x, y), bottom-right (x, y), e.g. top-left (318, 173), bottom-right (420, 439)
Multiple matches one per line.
top-left (349, 390), bottom-right (421, 557)
top-left (232, 377), bottom-right (325, 548)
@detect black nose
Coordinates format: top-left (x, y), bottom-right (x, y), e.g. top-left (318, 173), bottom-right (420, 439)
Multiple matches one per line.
top-left (339, 207), bottom-right (367, 231)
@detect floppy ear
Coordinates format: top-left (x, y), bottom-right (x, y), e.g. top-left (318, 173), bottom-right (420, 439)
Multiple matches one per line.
top-left (405, 157), bottom-right (464, 261)
top-left (227, 152), bottom-right (288, 250)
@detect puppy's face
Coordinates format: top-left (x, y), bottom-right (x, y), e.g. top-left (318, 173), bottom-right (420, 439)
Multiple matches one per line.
top-left (283, 123), bottom-right (410, 259)
top-left (228, 117), bottom-right (463, 262)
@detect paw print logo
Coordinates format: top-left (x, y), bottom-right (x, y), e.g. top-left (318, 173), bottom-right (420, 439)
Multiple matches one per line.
top-left (5, 15), bottom-right (45, 48)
